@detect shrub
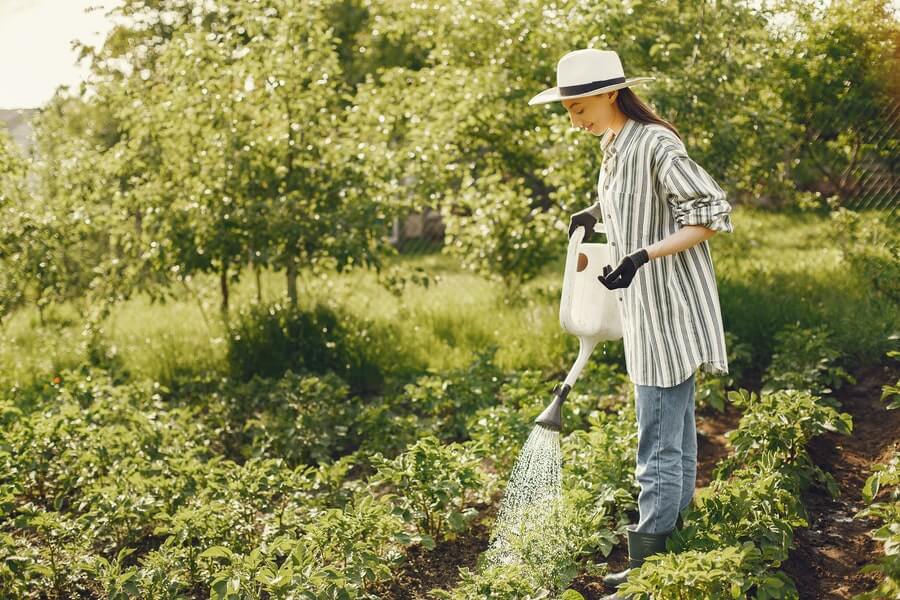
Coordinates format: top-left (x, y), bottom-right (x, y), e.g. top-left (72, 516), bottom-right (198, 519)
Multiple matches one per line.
top-left (369, 436), bottom-right (487, 543)
top-left (618, 542), bottom-right (798, 600)
top-left (853, 450), bottom-right (900, 600)
top-left (830, 207), bottom-right (900, 304)
top-left (762, 322), bottom-right (856, 398)
top-left (714, 388), bottom-right (852, 493)
top-left (226, 301), bottom-right (421, 394)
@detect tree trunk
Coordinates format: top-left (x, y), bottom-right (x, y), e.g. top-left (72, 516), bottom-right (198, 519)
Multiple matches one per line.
top-left (255, 263), bottom-right (262, 304)
top-left (220, 263), bottom-right (229, 319)
top-left (286, 262), bottom-right (297, 306)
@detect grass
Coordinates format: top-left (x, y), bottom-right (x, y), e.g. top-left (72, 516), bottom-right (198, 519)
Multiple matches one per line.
top-left (1, 205), bottom-right (896, 389)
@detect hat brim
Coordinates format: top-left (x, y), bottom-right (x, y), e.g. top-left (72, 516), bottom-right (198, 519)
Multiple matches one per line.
top-left (527, 77), bottom-right (656, 106)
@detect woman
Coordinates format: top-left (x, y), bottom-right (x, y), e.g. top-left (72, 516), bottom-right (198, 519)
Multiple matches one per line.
top-left (528, 49), bottom-right (734, 597)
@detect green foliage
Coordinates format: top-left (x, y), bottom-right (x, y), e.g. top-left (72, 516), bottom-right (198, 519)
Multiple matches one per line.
top-left (715, 388), bottom-right (852, 493)
top-left (618, 542), bottom-right (798, 600)
top-left (441, 172), bottom-right (562, 293)
top-left (762, 322), bottom-right (856, 398)
top-left (779, 0), bottom-right (899, 208)
top-left (481, 491), bottom-right (616, 595)
top-left (881, 349), bottom-right (900, 410)
top-left (370, 436), bottom-right (487, 543)
top-left (429, 562), bottom-right (553, 600)
top-left (830, 208), bottom-right (900, 303)
top-left (227, 300), bottom-right (421, 394)
top-left (230, 371), bottom-right (359, 466)
top-left (466, 404), bottom-right (532, 480)
top-left (394, 346), bottom-right (506, 442)
top-left (562, 408), bottom-right (639, 524)
top-left (199, 492), bottom-right (409, 599)
top-left (670, 460), bottom-right (808, 564)
top-left (853, 450), bottom-right (900, 600)
top-left (696, 331), bottom-right (754, 413)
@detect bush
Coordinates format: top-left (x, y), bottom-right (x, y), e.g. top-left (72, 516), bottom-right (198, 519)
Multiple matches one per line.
top-left (714, 387), bottom-right (852, 493)
top-left (618, 542), bottom-right (798, 600)
top-left (369, 436), bottom-right (487, 544)
top-left (830, 207), bottom-right (900, 304)
top-left (853, 450), bottom-right (900, 600)
top-left (226, 301), bottom-right (421, 394)
top-left (762, 322), bottom-right (856, 398)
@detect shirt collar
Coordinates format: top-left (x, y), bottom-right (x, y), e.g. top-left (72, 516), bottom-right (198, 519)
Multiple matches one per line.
top-left (600, 116), bottom-right (639, 157)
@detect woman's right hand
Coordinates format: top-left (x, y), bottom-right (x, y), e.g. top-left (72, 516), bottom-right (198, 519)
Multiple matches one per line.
top-left (568, 208), bottom-right (598, 242)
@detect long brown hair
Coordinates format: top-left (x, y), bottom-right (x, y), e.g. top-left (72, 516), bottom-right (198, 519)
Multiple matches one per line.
top-left (614, 87), bottom-right (681, 140)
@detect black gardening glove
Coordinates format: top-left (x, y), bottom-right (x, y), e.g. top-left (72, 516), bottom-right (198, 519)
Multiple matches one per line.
top-left (599, 249), bottom-right (650, 289)
top-left (568, 207), bottom-right (598, 243)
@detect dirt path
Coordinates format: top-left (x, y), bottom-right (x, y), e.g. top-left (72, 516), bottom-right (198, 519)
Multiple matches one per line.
top-left (781, 361), bottom-right (900, 599)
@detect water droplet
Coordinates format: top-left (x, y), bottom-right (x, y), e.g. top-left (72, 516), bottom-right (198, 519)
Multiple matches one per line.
top-left (484, 424), bottom-right (563, 567)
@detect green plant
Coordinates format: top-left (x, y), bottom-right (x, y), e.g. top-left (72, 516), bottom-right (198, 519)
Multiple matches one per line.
top-left (78, 547), bottom-right (140, 599)
top-left (395, 346), bottom-right (506, 442)
top-left (370, 436), bottom-right (487, 543)
top-left (762, 322), bottom-right (856, 398)
top-left (853, 450), bottom-right (900, 600)
top-left (714, 388), bottom-right (852, 494)
top-left (429, 562), bottom-right (552, 600)
top-left (200, 492), bottom-right (409, 599)
top-left (618, 542), bottom-right (798, 600)
top-left (695, 331), bottom-right (754, 413)
top-left (830, 207), bottom-right (900, 303)
top-left (227, 301), bottom-right (420, 394)
top-left (670, 459), bottom-right (808, 564)
top-left (881, 348), bottom-right (900, 410)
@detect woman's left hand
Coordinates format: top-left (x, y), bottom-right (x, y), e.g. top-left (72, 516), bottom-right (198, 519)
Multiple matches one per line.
top-left (599, 249), bottom-right (650, 289)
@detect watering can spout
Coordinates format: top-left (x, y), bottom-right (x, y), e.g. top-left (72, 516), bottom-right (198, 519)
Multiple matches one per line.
top-left (535, 383), bottom-right (571, 431)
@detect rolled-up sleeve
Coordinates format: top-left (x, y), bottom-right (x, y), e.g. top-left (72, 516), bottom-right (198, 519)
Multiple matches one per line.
top-left (661, 150), bottom-right (734, 233)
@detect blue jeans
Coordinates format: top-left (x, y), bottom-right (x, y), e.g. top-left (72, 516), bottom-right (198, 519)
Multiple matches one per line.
top-left (632, 370), bottom-right (697, 534)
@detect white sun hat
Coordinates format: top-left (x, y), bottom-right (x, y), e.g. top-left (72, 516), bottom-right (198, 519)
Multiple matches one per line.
top-left (528, 49), bottom-right (655, 106)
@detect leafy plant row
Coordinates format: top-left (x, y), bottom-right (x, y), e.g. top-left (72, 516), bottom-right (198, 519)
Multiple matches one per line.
top-left (427, 324), bottom-right (847, 599)
top-left (851, 348), bottom-right (900, 599)
top-left (616, 323), bottom-right (856, 599)
top-left (0, 338), bottom-right (629, 599)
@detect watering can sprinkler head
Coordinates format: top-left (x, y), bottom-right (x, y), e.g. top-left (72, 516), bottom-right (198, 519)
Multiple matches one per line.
top-left (535, 383), bottom-right (571, 432)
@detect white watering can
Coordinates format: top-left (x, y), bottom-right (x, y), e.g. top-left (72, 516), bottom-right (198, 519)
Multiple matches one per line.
top-left (536, 221), bottom-right (623, 431)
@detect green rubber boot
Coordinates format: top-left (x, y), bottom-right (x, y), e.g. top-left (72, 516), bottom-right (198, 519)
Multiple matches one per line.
top-left (600, 525), bottom-right (671, 596)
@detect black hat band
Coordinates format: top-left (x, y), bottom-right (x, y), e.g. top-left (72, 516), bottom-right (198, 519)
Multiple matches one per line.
top-left (559, 76), bottom-right (626, 96)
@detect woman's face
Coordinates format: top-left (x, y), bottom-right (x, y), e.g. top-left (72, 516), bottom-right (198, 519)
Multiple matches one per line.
top-left (562, 91), bottom-right (617, 136)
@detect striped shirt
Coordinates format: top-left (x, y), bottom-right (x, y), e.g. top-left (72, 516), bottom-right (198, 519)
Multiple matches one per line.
top-left (586, 116), bottom-right (734, 388)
